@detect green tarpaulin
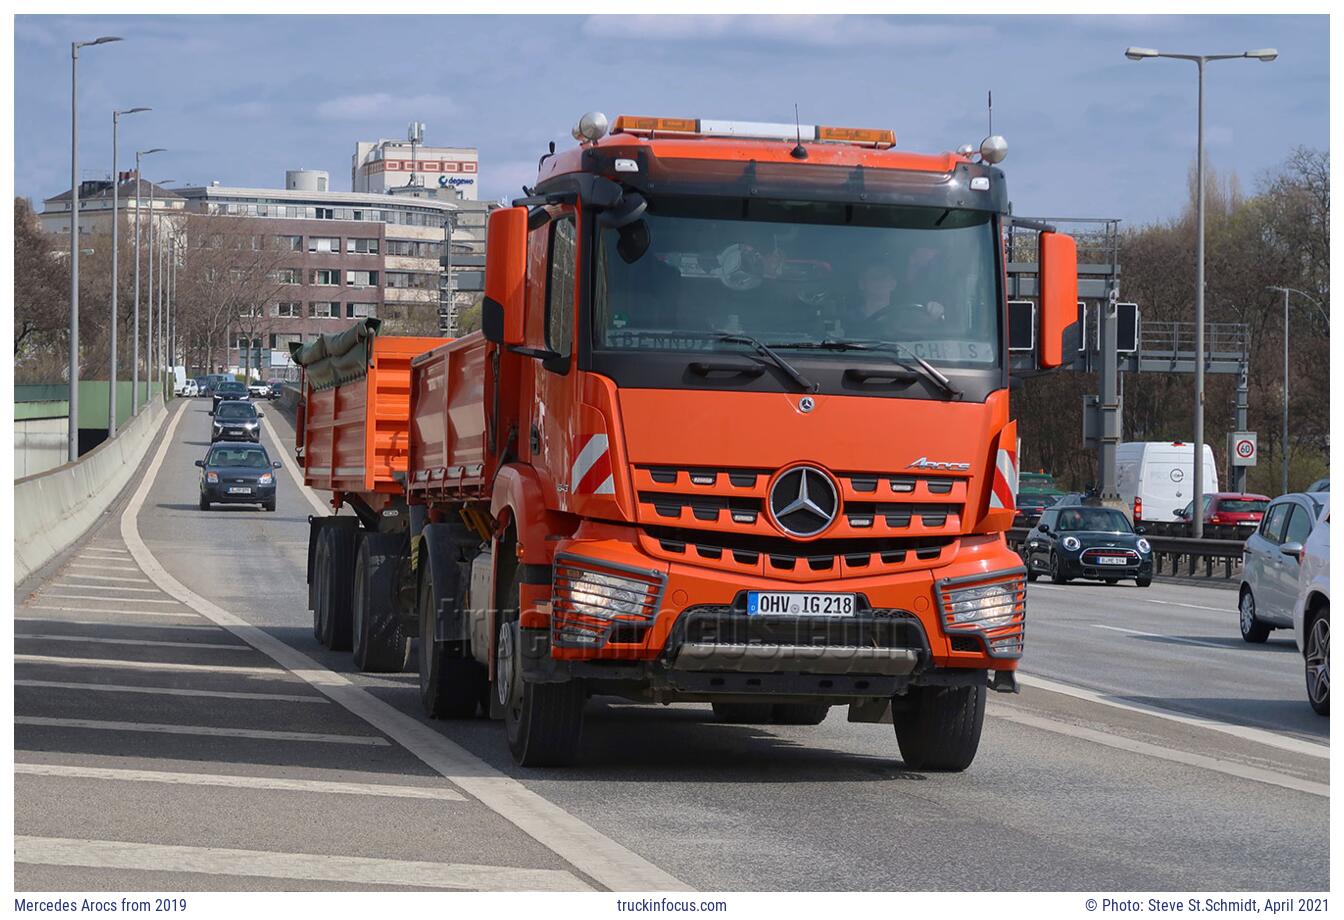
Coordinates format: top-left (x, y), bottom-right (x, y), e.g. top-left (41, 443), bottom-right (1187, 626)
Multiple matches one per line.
top-left (289, 318), bottom-right (382, 391)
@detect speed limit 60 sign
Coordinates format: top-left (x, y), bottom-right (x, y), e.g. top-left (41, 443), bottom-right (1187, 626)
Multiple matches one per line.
top-left (1231, 432), bottom-right (1258, 467)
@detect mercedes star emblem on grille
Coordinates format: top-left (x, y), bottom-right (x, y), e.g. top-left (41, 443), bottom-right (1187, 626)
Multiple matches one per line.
top-left (769, 465), bottom-right (838, 537)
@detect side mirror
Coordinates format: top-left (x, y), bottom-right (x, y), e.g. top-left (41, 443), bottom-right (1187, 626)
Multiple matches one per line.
top-left (1037, 231), bottom-right (1078, 369)
top-left (1135, 526), bottom-right (1148, 535)
top-left (1281, 541), bottom-right (1304, 560)
top-left (482, 206), bottom-right (528, 346)
top-left (1036, 523), bottom-right (1049, 533)
top-left (208, 410), bottom-right (214, 417)
top-left (273, 460), bottom-right (282, 469)
top-left (194, 459), bottom-right (205, 468)
top-left (256, 412), bottom-right (264, 419)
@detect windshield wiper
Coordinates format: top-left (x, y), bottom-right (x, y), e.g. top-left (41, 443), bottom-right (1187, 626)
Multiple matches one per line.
top-left (715, 333), bottom-right (817, 392)
top-left (770, 338), bottom-right (962, 399)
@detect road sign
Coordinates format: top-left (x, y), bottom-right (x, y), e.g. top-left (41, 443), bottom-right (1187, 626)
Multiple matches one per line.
top-left (1231, 431), bottom-right (1258, 467)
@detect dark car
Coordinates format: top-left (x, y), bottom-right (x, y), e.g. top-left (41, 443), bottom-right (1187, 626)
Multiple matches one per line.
top-left (1023, 505), bottom-right (1153, 587)
top-left (210, 399), bottom-right (263, 442)
top-left (264, 379), bottom-right (287, 400)
top-left (196, 442), bottom-right (280, 511)
top-left (1175, 492), bottom-right (1270, 527)
top-left (1014, 489), bottom-right (1063, 527)
top-left (211, 380), bottom-right (250, 413)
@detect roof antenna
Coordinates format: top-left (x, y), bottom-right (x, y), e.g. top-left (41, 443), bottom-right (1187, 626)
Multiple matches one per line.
top-left (988, 90), bottom-right (993, 138)
top-left (790, 103), bottom-right (808, 159)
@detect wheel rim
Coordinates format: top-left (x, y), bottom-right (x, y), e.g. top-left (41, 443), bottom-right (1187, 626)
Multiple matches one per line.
top-left (497, 620), bottom-right (515, 711)
top-left (1306, 617), bottom-right (1329, 706)
top-left (352, 561), bottom-right (366, 651)
top-left (1240, 592), bottom-right (1255, 633)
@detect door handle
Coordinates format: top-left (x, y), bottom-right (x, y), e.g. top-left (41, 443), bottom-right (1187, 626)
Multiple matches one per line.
top-left (530, 425), bottom-right (541, 453)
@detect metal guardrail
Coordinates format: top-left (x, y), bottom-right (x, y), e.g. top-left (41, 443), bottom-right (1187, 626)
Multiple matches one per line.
top-left (1006, 527), bottom-right (1246, 582)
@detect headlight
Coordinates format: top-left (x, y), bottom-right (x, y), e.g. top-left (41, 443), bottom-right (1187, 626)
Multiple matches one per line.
top-left (205, 471), bottom-right (219, 483)
top-left (552, 556), bottom-right (664, 649)
top-left (1137, 538), bottom-right (1152, 554)
top-left (942, 579), bottom-right (1022, 630)
top-left (568, 570), bottom-right (650, 619)
top-left (258, 473), bottom-right (273, 485)
top-left (1062, 536), bottom-right (1081, 551)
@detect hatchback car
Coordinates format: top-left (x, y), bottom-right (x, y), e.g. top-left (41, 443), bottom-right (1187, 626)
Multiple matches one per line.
top-left (177, 379), bottom-right (200, 397)
top-left (196, 443), bottom-right (280, 511)
top-left (1292, 498), bottom-right (1329, 715)
top-left (1023, 505), bottom-right (1153, 586)
top-left (211, 380), bottom-right (250, 413)
top-left (1175, 492), bottom-right (1270, 527)
top-left (1014, 490), bottom-right (1063, 528)
top-left (1238, 492), bottom-right (1327, 643)
top-left (264, 379), bottom-right (287, 400)
top-left (210, 400), bottom-right (263, 442)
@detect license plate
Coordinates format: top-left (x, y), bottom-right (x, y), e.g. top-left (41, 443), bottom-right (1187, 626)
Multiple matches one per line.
top-left (1098, 556), bottom-right (1128, 565)
top-left (747, 592), bottom-right (856, 616)
top-left (227, 486), bottom-right (252, 494)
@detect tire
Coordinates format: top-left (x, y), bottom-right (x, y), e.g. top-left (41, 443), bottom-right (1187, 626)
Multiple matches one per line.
top-left (1050, 552), bottom-right (1070, 585)
top-left (1104, 578), bottom-right (1120, 585)
top-left (497, 565), bottom-right (585, 766)
top-left (893, 684), bottom-right (986, 771)
top-left (417, 563), bottom-right (486, 719)
top-left (198, 494), bottom-right (209, 511)
top-left (711, 702), bottom-right (775, 724)
top-left (1025, 561), bottom-right (1038, 583)
top-left (1239, 587), bottom-right (1271, 644)
top-left (1136, 576), bottom-right (1152, 588)
top-left (771, 703), bottom-right (830, 725)
top-left (352, 534), bottom-right (411, 673)
top-left (1305, 605), bottom-right (1329, 716)
top-left (316, 524), bottom-right (358, 651)
top-left (264, 498), bottom-right (276, 512)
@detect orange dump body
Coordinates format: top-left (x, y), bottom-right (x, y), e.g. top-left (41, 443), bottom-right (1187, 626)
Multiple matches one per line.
top-left (406, 331), bottom-right (491, 501)
top-left (300, 335), bottom-right (449, 503)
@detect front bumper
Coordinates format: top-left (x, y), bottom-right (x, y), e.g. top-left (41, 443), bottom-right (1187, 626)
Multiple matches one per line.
top-left (202, 482), bottom-right (275, 504)
top-left (1057, 552), bottom-right (1153, 580)
top-left (211, 426), bottom-right (260, 441)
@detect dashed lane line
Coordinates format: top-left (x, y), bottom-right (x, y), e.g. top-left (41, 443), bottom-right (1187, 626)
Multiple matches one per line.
top-left (52, 584), bottom-right (164, 594)
top-left (16, 763), bottom-right (463, 801)
top-left (16, 618), bottom-right (221, 632)
top-left (16, 654), bottom-right (286, 676)
top-left (154, 402), bottom-right (689, 891)
top-left (23, 605), bottom-right (201, 618)
top-left (61, 573), bottom-right (153, 584)
top-left (15, 836), bottom-right (590, 892)
top-left (15, 679), bottom-right (329, 703)
top-left (68, 563), bottom-right (142, 573)
top-left (1093, 622), bottom-right (1241, 652)
top-left (990, 706), bottom-right (1328, 798)
top-left (36, 595), bottom-right (187, 605)
top-left (16, 633), bottom-right (251, 651)
top-left (16, 716), bottom-right (391, 746)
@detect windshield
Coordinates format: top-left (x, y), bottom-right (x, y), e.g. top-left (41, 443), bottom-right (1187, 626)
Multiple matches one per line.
top-left (1056, 508), bottom-right (1133, 533)
top-left (1020, 491), bottom-right (1062, 507)
top-left (207, 446), bottom-right (270, 468)
top-left (215, 402), bottom-right (257, 420)
top-left (1217, 498), bottom-right (1268, 513)
top-left (218, 382), bottom-right (246, 393)
top-left (593, 198), bottom-right (1000, 369)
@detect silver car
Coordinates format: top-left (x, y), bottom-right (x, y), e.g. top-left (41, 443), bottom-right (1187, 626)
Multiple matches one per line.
top-left (1239, 492), bottom-right (1327, 643)
top-left (1292, 498), bottom-right (1329, 715)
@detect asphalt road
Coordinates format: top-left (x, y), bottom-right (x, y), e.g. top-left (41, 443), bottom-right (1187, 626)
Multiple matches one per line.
top-left (13, 398), bottom-right (1329, 891)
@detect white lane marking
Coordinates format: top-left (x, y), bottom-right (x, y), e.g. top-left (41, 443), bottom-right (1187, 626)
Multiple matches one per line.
top-left (15, 836), bottom-right (589, 892)
top-left (25, 605), bottom-right (199, 618)
top-left (15, 633), bottom-right (251, 651)
top-left (259, 412), bottom-right (330, 517)
top-left (990, 706), bottom-right (1328, 798)
top-left (1146, 598), bottom-right (1229, 613)
top-left (16, 763), bottom-right (464, 801)
top-left (61, 573), bottom-right (152, 584)
top-left (16, 716), bottom-right (390, 747)
top-left (16, 654), bottom-right (285, 677)
top-left (81, 550), bottom-right (131, 557)
top-left (1093, 623), bottom-right (1239, 652)
top-left (38, 594), bottom-right (185, 605)
top-left (68, 563), bottom-right (141, 572)
top-left (16, 618), bottom-right (221, 632)
top-left (129, 402), bottom-right (689, 892)
top-left (1016, 673), bottom-right (1329, 759)
top-left (53, 584), bottom-right (163, 593)
top-left (15, 679), bottom-right (328, 703)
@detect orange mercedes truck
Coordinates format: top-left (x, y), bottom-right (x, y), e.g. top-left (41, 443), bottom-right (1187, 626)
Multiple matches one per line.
top-left (296, 112), bottom-right (1078, 770)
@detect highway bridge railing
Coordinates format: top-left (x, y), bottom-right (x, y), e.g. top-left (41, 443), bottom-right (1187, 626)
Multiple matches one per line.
top-left (1006, 528), bottom-right (1247, 582)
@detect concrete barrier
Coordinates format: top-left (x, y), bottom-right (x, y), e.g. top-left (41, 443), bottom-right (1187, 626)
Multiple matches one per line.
top-left (14, 397), bottom-right (170, 586)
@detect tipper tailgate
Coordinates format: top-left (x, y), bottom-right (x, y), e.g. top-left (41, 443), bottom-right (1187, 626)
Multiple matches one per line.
top-left (408, 332), bottom-right (489, 497)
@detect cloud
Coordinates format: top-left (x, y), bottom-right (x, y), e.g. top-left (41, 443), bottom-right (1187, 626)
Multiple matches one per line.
top-left (218, 100), bottom-right (271, 119)
top-left (581, 15), bottom-right (994, 48)
top-left (314, 93), bottom-right (456, 121)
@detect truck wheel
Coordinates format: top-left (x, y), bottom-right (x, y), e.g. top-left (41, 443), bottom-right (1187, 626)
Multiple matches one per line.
top-left (315, 524), bottom-right (357, 651)
top-left (311, 528), bottom-right (330, 642)
top-left (1239, 587), bottom-right (1271, 644)
top-left (711, 703), bottom-right (775, 724)
top-left (417, 565), bottom-right (486, 719)
top-left (893, 684), bottom-right (986, 771)
top-left (772, 703), bottom-right (831, 725)
top-left (352, 534), bottom-right (411, 673)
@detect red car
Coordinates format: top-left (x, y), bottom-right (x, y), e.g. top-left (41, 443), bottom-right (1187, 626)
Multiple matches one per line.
top-left (1175, 492), bottom-right (1271, 526)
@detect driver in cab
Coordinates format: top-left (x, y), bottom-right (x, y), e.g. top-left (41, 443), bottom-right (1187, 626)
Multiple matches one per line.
top-left (846, 253), bottom-right (947, 340)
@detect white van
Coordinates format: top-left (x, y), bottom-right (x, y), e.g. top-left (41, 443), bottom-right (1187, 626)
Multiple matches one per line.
top-left (1115, 441), bottom-right (1219, 523)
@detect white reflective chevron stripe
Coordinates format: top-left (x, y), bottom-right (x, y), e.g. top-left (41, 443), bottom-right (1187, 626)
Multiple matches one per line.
top-left (593, 474), bottom-right (615, 495)
top-left (570, 434), bottom-right (612, 494)
top-left (989, 448), bottom-right (1018, 509)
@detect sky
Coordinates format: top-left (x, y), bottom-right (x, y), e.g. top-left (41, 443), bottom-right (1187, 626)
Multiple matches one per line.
top-left (12, 14), bottom-right (1330, 227)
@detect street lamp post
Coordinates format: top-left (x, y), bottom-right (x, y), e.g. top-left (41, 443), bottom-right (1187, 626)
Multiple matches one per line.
top-left (131, 147), bottom-right (165, 416)
top-left (146, 179), bottom-right (173, 403)
top-left (1267, 285), bottom-right (1327, 494)
top-left (68, 35), bottom-right (122, 462)
top-left (1125, 45), bottom-right (1276, 537)
top-left (108, 107), bottom-right (150, 438)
